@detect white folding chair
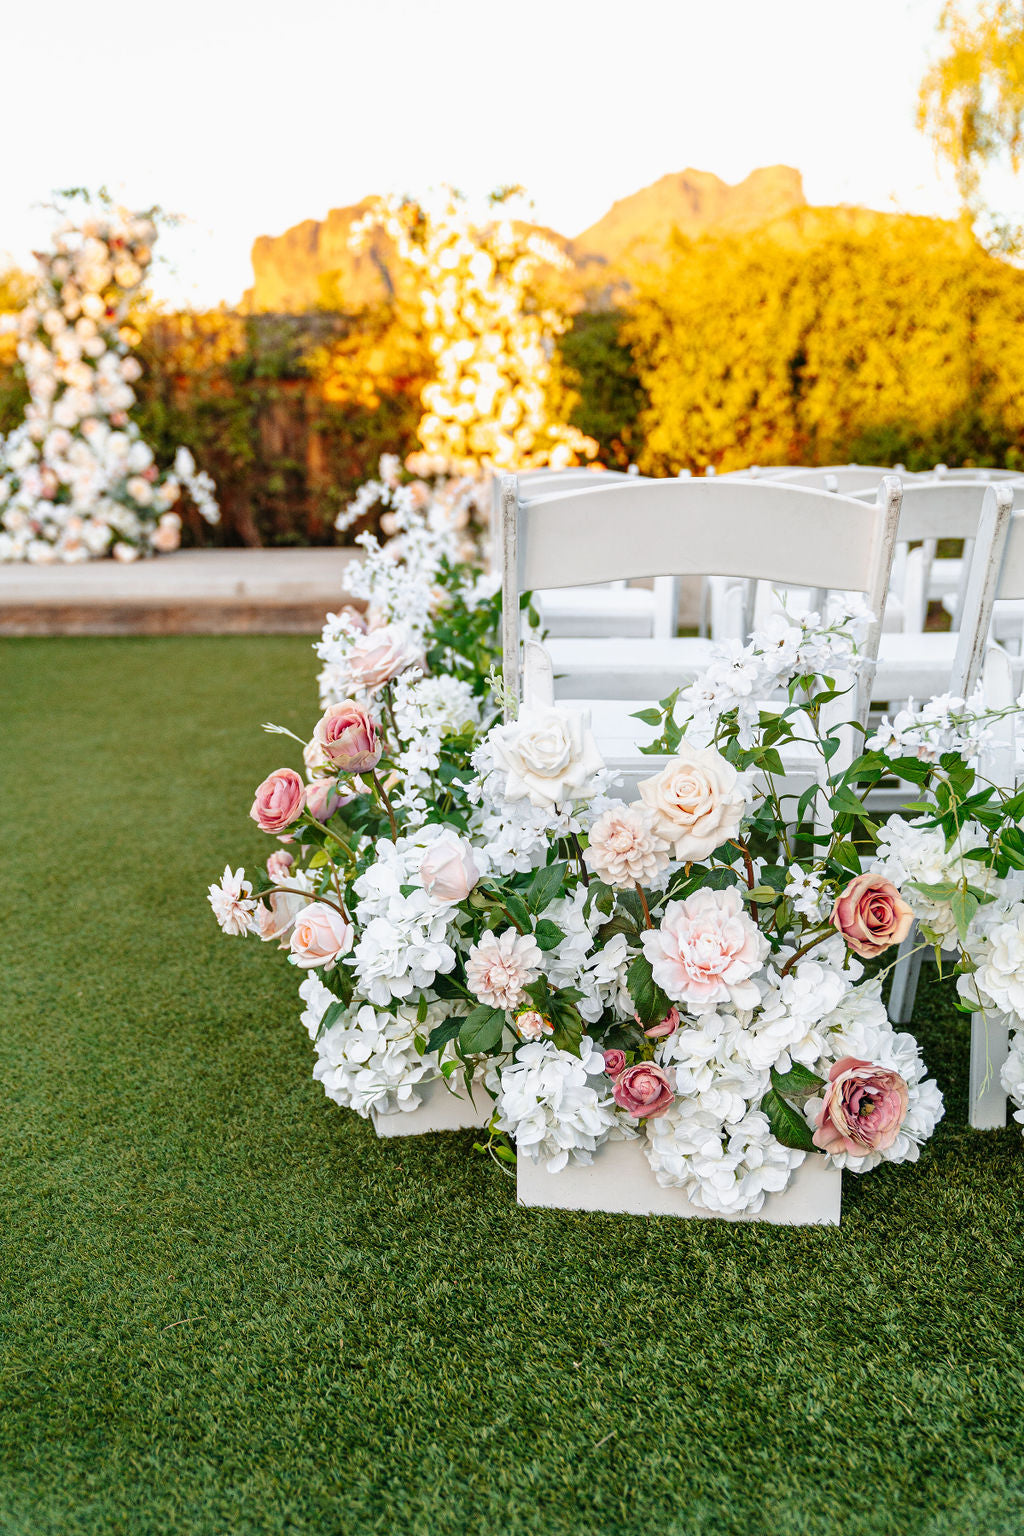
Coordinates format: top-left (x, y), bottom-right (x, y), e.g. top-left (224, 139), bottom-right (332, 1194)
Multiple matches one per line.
top-left (489, 470), bottom-right (679, 640)
top-left (499, 474), bottom-right (901, 797)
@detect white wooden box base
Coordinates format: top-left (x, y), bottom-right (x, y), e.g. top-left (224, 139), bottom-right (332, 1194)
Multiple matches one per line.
top-left (370, 1077), bottom-right (490, 1138)
top-left (969, 1013), bottom-right (1011, 1130)
top-left (517, 1138), bottom-right (842, 1225)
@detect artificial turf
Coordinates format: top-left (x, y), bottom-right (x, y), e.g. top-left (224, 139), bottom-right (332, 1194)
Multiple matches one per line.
top-left (1, 634), bottom-right (1022, 1536)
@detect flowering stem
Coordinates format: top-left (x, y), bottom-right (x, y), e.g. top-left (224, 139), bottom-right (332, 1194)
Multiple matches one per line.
top-left (779, 928), bottom-right (833, 978)
top-left (382, 683), bottom-right (400, 746)
top-left (729, 839), bottom-right (759, 923)
top-left (371, 769), bottom-right (399, 839)
top-left (267, 883), bottom-right (350, 923)
top-left (637, 885), bottom-right (653, 929)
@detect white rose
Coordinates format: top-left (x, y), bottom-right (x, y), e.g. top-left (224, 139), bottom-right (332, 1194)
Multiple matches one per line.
top-left (490, 706), bottom-right (605, 808)
top-left (637, 740), bottom-right (748, 861)
top-left (420, 830), bottom-right (482, 904)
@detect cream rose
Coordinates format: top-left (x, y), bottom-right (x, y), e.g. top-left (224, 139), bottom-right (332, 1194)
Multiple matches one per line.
top-left (490, 707), bottom-right (604, 809)
top-left (637, 742), bottom-right (748, 861)
top-left (345, 622), bottom-right (422, 692)
top-left (419, 830), bottom-right (482, 904)
top-left (289, 902), bottom-right (354, 970)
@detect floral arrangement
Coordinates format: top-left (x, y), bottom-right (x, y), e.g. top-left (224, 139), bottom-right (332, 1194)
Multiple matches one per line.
top-left (350, 189), bottom-right (596, 474)
top-left (0, 196), bottom-right (218, 563)
top-left (210, 478), bottom-right (1024, 1213)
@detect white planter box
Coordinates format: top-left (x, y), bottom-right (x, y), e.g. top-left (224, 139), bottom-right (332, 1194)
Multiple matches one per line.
top-left (969, 1013), bottom-right (1011, 1129)
top-left (370, 1076), bottom-right (491, 1138)
top-left (517, 1137), bottom-right (841, 1225)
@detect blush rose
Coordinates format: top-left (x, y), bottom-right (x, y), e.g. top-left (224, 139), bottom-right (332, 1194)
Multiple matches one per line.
top-left (289, 902), bottom-right (354, 970)
top-left (831, 873), bottom-right (913, 958)
top-left (637, 741), bottom-right (747, 862)
top-left (612, 1063), bottom-right (674, 1119)
top-left (312, 701), bottom-right (381, 774)
top-left (250, 767), bottom-right (305, 834)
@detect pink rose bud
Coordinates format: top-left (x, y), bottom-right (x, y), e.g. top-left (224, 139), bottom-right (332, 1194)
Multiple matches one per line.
top-left (638, 1006), bottom-right (680, 1040)
top-left (312, 701), bottom-right (381, 773)
top-left (289, 902), bottom-right (354, 970)
top-left (831, 873), bottom-right (914, 958)
top-left (304, 778), bottom-right (347, 823)
top-left (813, 1056), bottom-right (910, 1155)
top-left (612, 1062), bottom-right (675, 1119)
top-left (419, 831), bottom-right (482, 904)
top-left (250, 767), bottom-right (305, 834)
top-left (266, 850), bottom-right (295, 882)
top-left (603, 1048), bottom-right (628, 1077)
top-left (515, 1010), bottom-right (553, 1041)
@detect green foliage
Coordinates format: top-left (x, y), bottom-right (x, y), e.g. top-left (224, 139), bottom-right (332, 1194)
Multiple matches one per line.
top-left (558, 310), bottom-right (647, 468)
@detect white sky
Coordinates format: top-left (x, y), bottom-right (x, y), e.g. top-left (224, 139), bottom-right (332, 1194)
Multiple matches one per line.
top-left (0, 0), bottom-right (979, 308)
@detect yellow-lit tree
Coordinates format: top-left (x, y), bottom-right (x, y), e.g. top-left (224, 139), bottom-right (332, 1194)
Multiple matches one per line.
top-left (626, 212), bottom-right (1024, 474)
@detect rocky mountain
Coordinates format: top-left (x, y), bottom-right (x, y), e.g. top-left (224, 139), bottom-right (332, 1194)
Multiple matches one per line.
top-left (243, 165), bottom-right (808, 313)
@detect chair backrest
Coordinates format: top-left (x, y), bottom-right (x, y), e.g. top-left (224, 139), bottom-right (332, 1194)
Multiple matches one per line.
top-left (851, 479), bottom-right (1018, 541)
top-left (950, 486), bottom-right (1016, 695)
top-left (500, 473), bottom-right (902, 713)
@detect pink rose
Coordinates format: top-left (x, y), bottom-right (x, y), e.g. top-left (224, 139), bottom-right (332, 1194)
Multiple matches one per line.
top-left (254, 888), bottom-right (307, 945)
top-left (640, 887), bottom-right (768, 1010)
top-left (345, 622), bottom-right (422, 692)
top-left (312, 701), bottom-right (381, 773)
top-left (813, 1056), bottom-right (910, 1155)
top-left (250, 767), bottom-right (305, 834)
top-left (831, 873), bottom-right (913, 958)
top-left (612, 1063), bottom-right (675, 1119)
top-left (420, 831), bottom-right (482, 904)
top-left (603, 1048), bottom-right (627, 1077)
top-left (289, 902), bottom-right (354, 970)
top-left (515, 1010), bottom-right (553, 1041)
top-left (304, 778), bottom-right (349, 823)
top-left (266, 850), bottom-right (295, 882)
top-left (642, 1007), bottom-right (680, 1040)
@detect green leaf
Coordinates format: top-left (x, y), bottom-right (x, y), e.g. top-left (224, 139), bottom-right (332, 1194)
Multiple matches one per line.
top-left (432, 972), bottom-right (470, 1001)
top-left (502, 891), bottom-right (532, 932)
top-left (459, 1006), bottom-right (506, 1055)
top-left (744, 885), bottom-right (780, 903)
top-left (319, 1000), bottom-right (348, 1036)
top-left (425, 1017), bottom-right (465, 1056)
top-left (631, 707), bottom-right (664, 726)
top-left (831, 841), bottom-right (862, 874)
top-left (950, 888), bottom-right (979, 942)
top-left (907, 879), bottom-right (958, 901)
top-left (527, 860), bottom-right (568, 912)
top-left (551, 1010), bottom-right (583, 1056)
top-left (829, 785), bottom-right (866, 819)
top-left (770, 1063), bottom-right (825, 1100)
top-left (627, 953), bottom-right (670, 1027)
top-left (533, 919), bottom-right (565, 951)
top-left (761, 1087), bottom-right (817, 1152)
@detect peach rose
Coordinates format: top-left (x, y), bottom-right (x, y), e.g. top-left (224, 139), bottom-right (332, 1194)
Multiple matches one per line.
top-left (515, 1009), bottom-right (553, 1041)
top-left (289, 902), bottom-right (354, 970)
top-left (831, 873), bottom-right (913, 958)
top-left (266, 850), bottom-right (295, 882)
top-left (345, 622), bottom-right (422, 692)
top-left (637, 742), bottom-right (748, 862)
top-left (250, 768), bottom-right (305, 834)
top-left (612, 1063), bottom-right (674, 1119)
top-left (813, 1057), bottom-right (910, 1155)
top-left (420, 831), bottom-right (482, 904)
top-left (304, 778), bottom-right (349, 823)
top-left (312, 701), bottom-right (381, 774)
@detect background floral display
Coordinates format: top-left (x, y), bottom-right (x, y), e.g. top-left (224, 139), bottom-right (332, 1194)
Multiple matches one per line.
top-left (0, 196), bottom-right (219, 563)
top-left (209, 458), bottom-right (1024, 1219)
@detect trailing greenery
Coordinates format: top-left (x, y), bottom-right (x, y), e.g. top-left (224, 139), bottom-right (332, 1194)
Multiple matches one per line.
top-left (1, 635), bottom-right (1022, 1536)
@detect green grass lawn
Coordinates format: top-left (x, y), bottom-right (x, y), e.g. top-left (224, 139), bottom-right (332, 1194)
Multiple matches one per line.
top-left (2, 635), bottom-right (1023, 1536)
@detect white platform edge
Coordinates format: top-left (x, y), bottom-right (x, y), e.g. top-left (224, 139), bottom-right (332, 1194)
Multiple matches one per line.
top-left (370, 1076), bottom-right (492, 1138)
top-left (968, 1013), bottom-right (1011, 1130)
top-left (517, 1137), bottom-right (842, 1226)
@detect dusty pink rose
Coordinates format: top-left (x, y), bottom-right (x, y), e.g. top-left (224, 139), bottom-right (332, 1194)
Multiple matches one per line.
top-left (250, 767), bottom-right (305, 834)
top-left (289, 902), bottom-right (354, 970)
top-left (813, 1056), bottom-right (910, 1155)
top-left (465, 928), bottom-right (543, 1011)
top-left (831, 873), bottom-right (913, 958)
top-left (304, 778), bottom-right (349, 823)
top-left (640, 887), bottom-right (768, 1010)
top-left (312, 701), bottom-right (381, 773)
top-left (420, 831), bottom-right (482, 904)
top-left (612, 1063), bottom-right (675, 1119)
top-left (266, 850), bottom-right (295, 882)
top-left (345, 623), bottom-right (422, 692)
top-left (642, 1007), bottom-right (681, 1040)
top-left (602, 1048), bottom-right (627, 1077)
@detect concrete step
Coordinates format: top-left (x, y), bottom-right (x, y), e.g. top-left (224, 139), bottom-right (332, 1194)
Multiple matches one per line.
top-left (0, 548), bottom-right (364, 636)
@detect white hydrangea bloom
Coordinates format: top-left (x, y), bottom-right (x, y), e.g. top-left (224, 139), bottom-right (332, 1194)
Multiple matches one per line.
top-left (312, 998), bottom-right (456, 1118)
top-left (645, 1099), bottom-right (804, 1217)
top-left (298, 974), bottom-right (336, 1040)
top-left (1001, 1029), bottom-right (1024, 1134)
top-left (492, 1036), bottom-right (635, 1172)
top-left (873, 816), bottom-right (989, 940)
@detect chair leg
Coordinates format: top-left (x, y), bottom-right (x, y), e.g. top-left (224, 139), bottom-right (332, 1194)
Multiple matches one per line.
top-left (888, 930), bottom-right (924, 1023)
top-left (968, 1013), bottom-right (1010, 1130)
